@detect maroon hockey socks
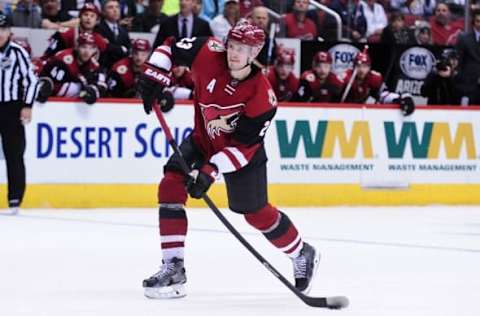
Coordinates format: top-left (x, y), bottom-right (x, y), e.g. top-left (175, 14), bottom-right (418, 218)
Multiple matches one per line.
top-left (245, 204), bottom-right (304, 258)
top-left (158, 172), bottom-right (189, 261)
top-left (159, 204), bottom-right (187, 260)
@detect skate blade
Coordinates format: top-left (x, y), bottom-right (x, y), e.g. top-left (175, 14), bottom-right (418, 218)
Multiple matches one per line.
top-left (144, 284), bottom-right (186, 299)
top-left (302, 250), bottom-right (321, 295)
top-left (0, 208), bottom-right (18, 216)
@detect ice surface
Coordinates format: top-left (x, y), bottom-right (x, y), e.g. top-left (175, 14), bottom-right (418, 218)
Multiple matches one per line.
top-left (1, 206), bottom-right (479, 316)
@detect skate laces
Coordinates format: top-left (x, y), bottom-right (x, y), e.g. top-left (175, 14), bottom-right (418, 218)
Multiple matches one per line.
top-left (293, 255), bottom-right (307, 279)
top-left (153, 261), bottom-right (176, 280)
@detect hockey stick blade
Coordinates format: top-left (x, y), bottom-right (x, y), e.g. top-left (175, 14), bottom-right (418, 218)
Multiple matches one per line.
top-left (301, 294), bottom-right (349, 309)
top-left (152, 104), bottom-right (349, 309)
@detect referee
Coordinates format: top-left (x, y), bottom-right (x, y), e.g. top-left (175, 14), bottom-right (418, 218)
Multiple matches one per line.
top-left (0, 12), bottom-right (38, 215)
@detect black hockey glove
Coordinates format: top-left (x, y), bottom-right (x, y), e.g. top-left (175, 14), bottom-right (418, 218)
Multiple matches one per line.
top-left (138, 64), bottom-right (172, 115)
top-left (186, 163), bottom-right (218, 199)
top-left (36, 77), bottom-right (54, 103)
top-left (397, 93), bottom-right (415, 116)
top-left (80, 85), bottom-right (99, 105)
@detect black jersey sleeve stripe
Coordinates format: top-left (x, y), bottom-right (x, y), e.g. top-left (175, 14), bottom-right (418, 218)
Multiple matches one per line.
top-left (231, 108), bottom-right (277, 147)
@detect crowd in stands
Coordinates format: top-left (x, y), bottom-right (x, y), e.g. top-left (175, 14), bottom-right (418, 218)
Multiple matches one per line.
top-left (1, 0), bottom-right (479, 105)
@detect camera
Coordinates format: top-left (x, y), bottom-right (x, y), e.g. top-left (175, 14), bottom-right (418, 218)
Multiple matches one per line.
top-left (436, 58), bottom-right (451, 72)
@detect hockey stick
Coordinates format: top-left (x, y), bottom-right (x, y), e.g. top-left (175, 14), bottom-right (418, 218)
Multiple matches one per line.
top-left (152, 104), bottom-right (349, 309)
top-left (266, 22), bottom-right (277, 67)
top-left (340, 66), bottom-right (358, 103)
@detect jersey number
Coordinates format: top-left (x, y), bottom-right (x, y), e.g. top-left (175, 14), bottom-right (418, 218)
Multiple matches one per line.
top-left (259, 121), bottom-right (271, 137)
top-left (176, 37), bottom-right (197, 50)
top-left (50, 67), bottom-right (65, 81)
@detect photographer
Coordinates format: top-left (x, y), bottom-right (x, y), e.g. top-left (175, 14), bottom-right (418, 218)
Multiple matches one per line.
top-left (421, 51), bottom-right (461, 105)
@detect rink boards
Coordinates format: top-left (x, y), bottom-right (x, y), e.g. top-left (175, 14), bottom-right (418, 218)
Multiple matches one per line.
top-left (1, 99), bottom-right (480, 207)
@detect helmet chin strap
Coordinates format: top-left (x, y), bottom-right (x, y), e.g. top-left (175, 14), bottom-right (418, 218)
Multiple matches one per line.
top-left (241, 57), bottom-right (253, 69)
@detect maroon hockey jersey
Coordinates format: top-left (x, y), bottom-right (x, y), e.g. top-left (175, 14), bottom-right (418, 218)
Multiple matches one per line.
top-left (107, 57), bottom-right (137, 97)
top-left (40, 48), bottom-right (103, 96)
top-left (293, 70), bottom-right (344, 102)
top-left (266, 66), bottom-right (299, 102)
top-left (148, 37), bottom-right (278, 174)
top-left (343, 69), bottom-right (383, 103)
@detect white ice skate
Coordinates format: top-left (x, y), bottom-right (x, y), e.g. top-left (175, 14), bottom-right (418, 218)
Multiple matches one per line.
top-left (0, 207), bottom-right (18, 216)
top-left (292, 242), bottom-right (321, 294)
top-left (143, 257), bottom-right (187, 299)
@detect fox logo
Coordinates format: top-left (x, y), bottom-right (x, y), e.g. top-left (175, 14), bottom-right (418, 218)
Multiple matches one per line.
top-left (200, 103), bottom-right (244, 139)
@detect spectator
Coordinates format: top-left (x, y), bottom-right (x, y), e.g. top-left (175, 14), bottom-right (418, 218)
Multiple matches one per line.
top-left (199, 0), bottom-right (225, 21)
top-left (456, 9), bottom-right (480, 105)
top-left (413, 20), bottom-right (433, 44)
top-left (283, 0), bottom-right (317, 40)
top-left (162, 0), bottom-right (180, 15)
top-left (210, 0), bottom-right (240, 40)
top-left (390, 0), bottom-right (436, 17)
top-left (421, 51), bottom-right (461, 105)
top-left (132, 0), bottom-right (168, 33)
top-left (238, 0), bottom-right (263, 17)
top-left (360, 0), bottom-right (387, 40)
top-left (267, 47), bottom-right (299, 102)
top-left (447, 0), bottom-right (465, 17)
top-left (193, 0), bottom-right (212, 22)
top-left (107, 38), bottom-right (151, 97)
top-left (41, 0), bottom-right (78, 30)
top-left (198, 0), bottom-right (262, 21)
top-left (292, 51), bottom-right (344, 102)
top-left (61, 0), bottom-right (101, 17)
top-left (96, 0), bottom-right (131, 69)
top-left (11, 0), bottom-right (42, 28)
top-left (42, 3), bottom-right (108, 59)
top-left (115, 0), bottom-right (135, 31)
top-left (251, 6), bottom-right (277, 67)
top-left (307, 4), bottom-right (337, 41)
top-left (429, 2), bottom-right (463, 45)
top-left (329, 0), bottom-right (367, 41)
top-left (37, 32), bottom-right (107, 105)
top-left (380, 11), bottom-right (413, 44)
top-left (130, 0), bottom-right (147, 16)
top-left (153, 0), bottom-right (212, 48)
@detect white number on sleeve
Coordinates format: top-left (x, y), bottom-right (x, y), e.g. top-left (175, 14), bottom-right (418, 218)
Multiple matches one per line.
top-left (50, 67), bottom-right (65, 81)
top-left (175, 37), bottom-right (197, 50)
top-left (259, 120), bottom-right (271, 137)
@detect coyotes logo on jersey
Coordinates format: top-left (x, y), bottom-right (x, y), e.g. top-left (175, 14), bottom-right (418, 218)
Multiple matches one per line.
top-left (199, 103), bottom-right (245, 139)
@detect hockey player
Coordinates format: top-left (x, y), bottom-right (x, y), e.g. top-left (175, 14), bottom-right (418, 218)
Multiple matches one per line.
top-left (342, 48), bottom-right (415, 115)
top-left (292, 51), bottom-right (344, 103)
top-left (42, 3), bottom-right (108, 60)
top-left (266, 47), bottom-right (299, 102)
top-left (138, 20), bottom-right (320, 299)
top-left (36, 32), bottom-right (107, 105)
top-left (107, 38), bottom-right (152, 98)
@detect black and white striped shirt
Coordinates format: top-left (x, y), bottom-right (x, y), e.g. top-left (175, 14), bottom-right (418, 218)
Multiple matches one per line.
top-left (0, 41), bottom-right (38, 107)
